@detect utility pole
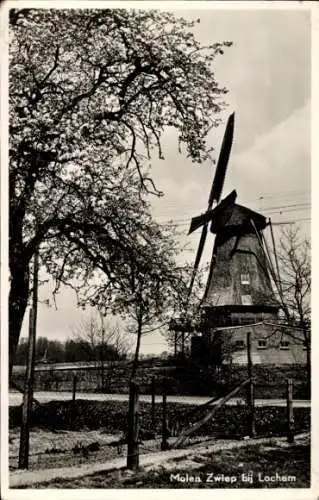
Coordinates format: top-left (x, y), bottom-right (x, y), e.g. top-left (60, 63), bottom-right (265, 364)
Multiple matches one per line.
top-left (18, 249), bottom-right (39, 469)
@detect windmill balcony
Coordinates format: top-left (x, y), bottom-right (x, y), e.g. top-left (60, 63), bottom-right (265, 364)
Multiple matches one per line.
top-left (200, 309), bottom-right (278, 331)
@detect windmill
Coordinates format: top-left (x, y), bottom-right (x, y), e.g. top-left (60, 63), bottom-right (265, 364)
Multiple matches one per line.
top-left (170, 113), bottom-right (237, 355)
top-left (186, 113), bottom-right (280, 357)
top-left (187, 112), bottom-right (237, 299)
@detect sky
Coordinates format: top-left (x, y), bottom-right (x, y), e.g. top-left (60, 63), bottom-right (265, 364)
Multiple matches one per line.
top-left (19, 7), bottom-right (311, 356)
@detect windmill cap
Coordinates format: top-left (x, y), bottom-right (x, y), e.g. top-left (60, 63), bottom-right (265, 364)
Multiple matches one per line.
top-left (219, 204), bottom-right (268, 231)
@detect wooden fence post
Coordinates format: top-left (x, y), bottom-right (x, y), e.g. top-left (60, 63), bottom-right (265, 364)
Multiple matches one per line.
top-left (246, 331), bottom-right (256, 437)
top-left (151, 376), bottom-right (156, 435)
top-left (72, 374), bottom-right (77, 403)
top-left (248, 380), bottom-right (256, 437)
top-left (246, 331), bottom-right (253, 385)
top-left (161, 378), bottom-right (169, 450)
top-left (127, 381), bottom-right (139, 470)
top-left (70, 374), bottom-right (77, 426)
top-left (286, 378), bottom-right (294, 443)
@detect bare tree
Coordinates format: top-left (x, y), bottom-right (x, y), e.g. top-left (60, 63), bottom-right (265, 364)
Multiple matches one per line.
top-left (277, 225), bottom-right (311, 391)
top-left (72, 314), bottom-right (133, 389)
top-left (88, 222), bottom-right (192, 380)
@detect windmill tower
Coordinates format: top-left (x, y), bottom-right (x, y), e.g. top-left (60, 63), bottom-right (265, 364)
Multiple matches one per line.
top-left (188, 113), bottom-right (279, 359)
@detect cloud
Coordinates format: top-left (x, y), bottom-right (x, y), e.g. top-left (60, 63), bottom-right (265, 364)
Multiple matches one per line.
top-left (230, 102), bottom-right (311, 205)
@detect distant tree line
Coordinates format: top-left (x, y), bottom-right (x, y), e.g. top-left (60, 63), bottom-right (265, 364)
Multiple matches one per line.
top-left (14, 335), bottom-right (127, 365)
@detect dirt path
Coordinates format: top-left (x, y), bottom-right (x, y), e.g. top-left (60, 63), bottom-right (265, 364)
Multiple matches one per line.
top-left (9, 432), bottom-right (310, 488)
top-left (9, 428), bottom-right (220, 474)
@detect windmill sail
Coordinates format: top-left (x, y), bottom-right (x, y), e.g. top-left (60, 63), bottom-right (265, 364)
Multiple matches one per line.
top-left (187, 223), bottom-right (208, 299)
top-left (208, 112), bottom-right (235, 207)
top-left (187, 113), bottom-right (235, 299)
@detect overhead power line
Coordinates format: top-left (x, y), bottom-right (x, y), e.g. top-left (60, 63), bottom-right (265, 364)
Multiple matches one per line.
top-left (157, 216), bottom-right (311, 228)
top-left (261, 202), bottom-right (310, 211)
top-left (153, 201), bottom-right (310, 221)
top-left (155, 206), bottom-right (310, 224)
top-left (152, 191), bottom-right (310, 210)
top-left (153, 189), bottom-right (309, 207)
top-left (271, 217), bottom-right (311, 225)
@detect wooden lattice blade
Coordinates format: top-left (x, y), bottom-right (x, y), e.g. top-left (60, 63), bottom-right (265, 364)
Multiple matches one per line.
top-left (208, 112), bottom-right (235, 206)
top-left (187, 223), bottom-right (208, 298)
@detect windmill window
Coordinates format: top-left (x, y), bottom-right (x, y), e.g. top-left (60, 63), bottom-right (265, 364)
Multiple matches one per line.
top-left (241, 294), bottom-right (252, 306)
top-left (280, 340), bottom-right (290, 350)
top-left (257, 339), bottom-right (267, 349)
top-left (241, 273), bottom-right (250, 285)
top-left (235, 340), bottom-right (245, 350)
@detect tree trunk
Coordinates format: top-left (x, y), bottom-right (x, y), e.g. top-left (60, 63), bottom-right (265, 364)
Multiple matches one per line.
top-left (100, 347), bottom-right (105, 389)
top-left (100, 319), bottom-right (105, 389)
top-left (131, 317), bottom-right (142, 381)
top-left (9, 264), bottom-right (30, 379)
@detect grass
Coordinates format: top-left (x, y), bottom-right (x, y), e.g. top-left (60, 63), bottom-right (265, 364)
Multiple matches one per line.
top-left (10, 399), bottom-right (310, 440)
top-left (24, 442), bottom-right (310, 489)
top-left (9, 428), bottom-right (125, 472)
top-left (9, 398), bottom-right (310, 484)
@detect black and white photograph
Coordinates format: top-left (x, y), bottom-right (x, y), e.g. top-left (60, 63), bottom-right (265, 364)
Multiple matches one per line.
top-left (1, 1), bottom-right (316, 496)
